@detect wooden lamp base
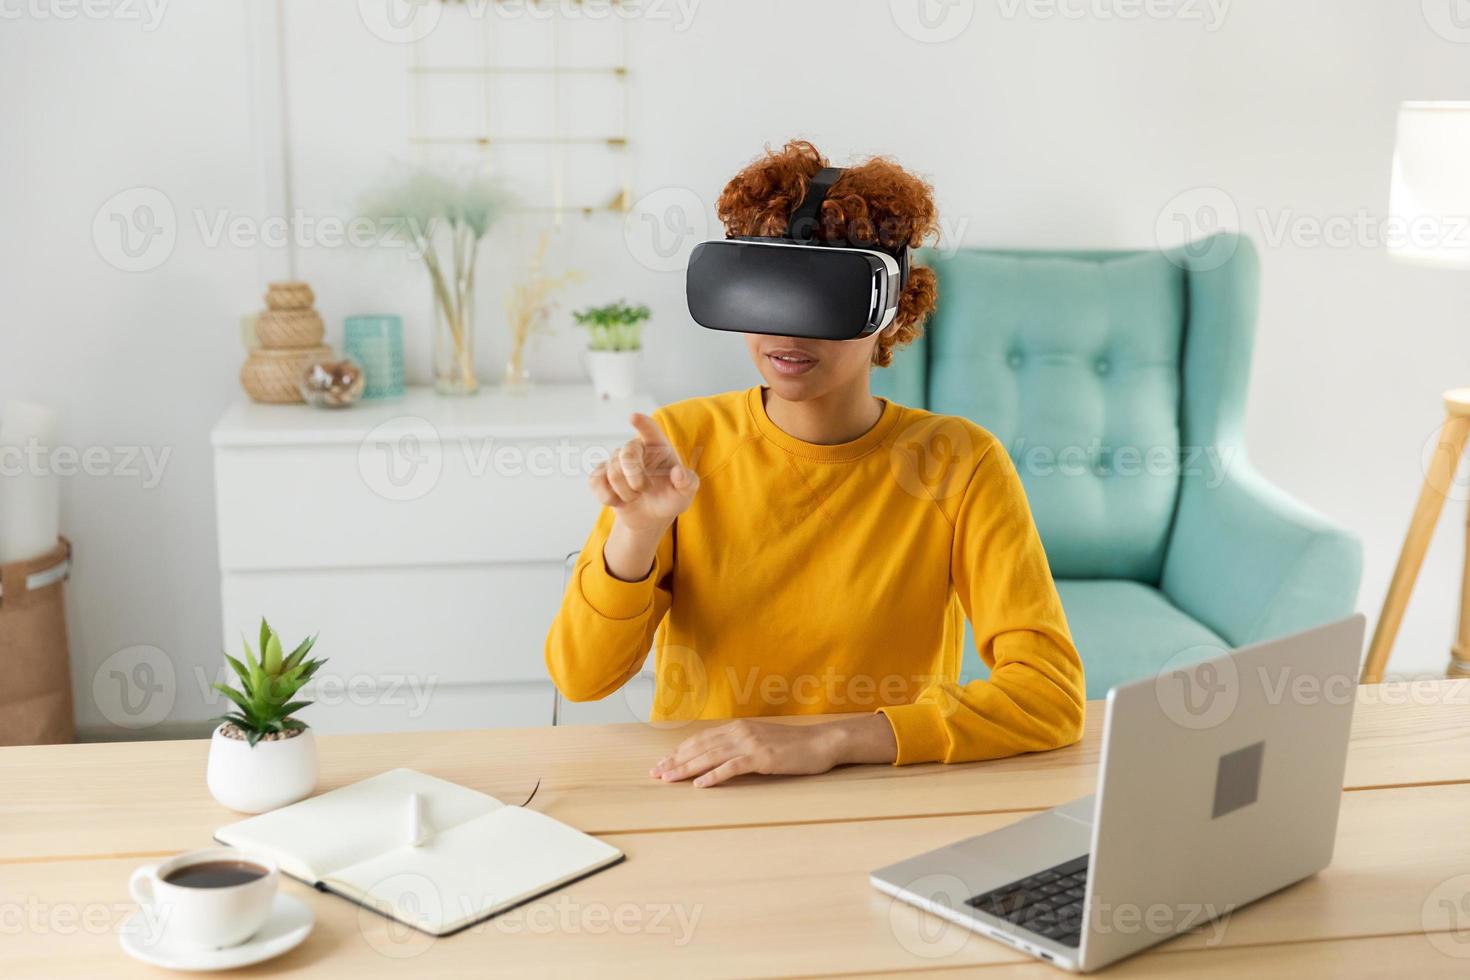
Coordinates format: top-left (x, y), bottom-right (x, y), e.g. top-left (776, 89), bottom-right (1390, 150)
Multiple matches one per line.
top-left (1361, 388), bottom-right (1470, 682)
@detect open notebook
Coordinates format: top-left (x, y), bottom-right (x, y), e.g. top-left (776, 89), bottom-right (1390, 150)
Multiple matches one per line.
top-left (215, 769), bottom-right (624, 936)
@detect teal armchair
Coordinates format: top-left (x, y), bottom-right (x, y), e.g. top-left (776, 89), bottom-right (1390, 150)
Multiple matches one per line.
top-left (874, 234), bottom-right (1361, 697)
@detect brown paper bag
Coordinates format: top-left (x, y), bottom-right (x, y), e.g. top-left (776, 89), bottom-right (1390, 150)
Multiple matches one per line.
top-left (0, 538), bottom-right (75, 745)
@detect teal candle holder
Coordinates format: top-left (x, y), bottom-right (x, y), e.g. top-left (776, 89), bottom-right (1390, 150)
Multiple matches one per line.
top-left (343, 315), bottom-right (405, 399)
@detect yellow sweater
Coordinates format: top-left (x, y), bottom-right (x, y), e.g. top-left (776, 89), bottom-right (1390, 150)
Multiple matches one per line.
top-left (545, 387), bottom-right (1085, 765)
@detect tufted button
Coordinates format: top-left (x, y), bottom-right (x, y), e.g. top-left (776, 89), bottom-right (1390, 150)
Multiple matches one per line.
top-left (1093, 447), bottom-right (1113, 477)
top-left (1094, 357), bottom-right (1111, 376)
top-left (1007, 351), bottom-right (1025, 369)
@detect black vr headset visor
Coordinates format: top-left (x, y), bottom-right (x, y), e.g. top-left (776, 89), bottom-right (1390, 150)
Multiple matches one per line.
top-left (685, 167), bottom-right (911, 341)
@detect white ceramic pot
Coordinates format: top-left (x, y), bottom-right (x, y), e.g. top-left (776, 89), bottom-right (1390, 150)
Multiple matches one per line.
top-left (585, 349), bottom-right (640, 400)
top-left (206, 726), bottom-right (318, 813)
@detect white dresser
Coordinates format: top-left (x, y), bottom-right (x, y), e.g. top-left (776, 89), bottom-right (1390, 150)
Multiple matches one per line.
top-left (211, 385), bottom-right (658, 734)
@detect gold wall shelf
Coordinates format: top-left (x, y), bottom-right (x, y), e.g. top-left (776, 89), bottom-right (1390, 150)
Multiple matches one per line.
top-left (406, 2), bottom-right (632, 225)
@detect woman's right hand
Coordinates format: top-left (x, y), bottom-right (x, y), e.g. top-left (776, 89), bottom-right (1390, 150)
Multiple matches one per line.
top-left (591, 414), bottom-right (700, 580)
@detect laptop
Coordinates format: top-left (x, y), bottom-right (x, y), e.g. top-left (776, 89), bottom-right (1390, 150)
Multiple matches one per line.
top-left (870, 615), bottom-right (1365, 972)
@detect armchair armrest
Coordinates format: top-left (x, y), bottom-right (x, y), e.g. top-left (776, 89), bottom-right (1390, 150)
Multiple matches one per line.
top-left (1161, 462), bottom-right (1362, 647)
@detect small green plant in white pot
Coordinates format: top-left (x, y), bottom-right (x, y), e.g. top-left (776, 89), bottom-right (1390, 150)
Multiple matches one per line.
top-left (205, 620), bottom-right (326, 813)
top-left (574, 300), bottom-right (648, 400)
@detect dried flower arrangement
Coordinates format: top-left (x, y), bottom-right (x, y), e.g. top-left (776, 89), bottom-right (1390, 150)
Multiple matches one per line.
top-left (503, 230), bottom-right (581, 389)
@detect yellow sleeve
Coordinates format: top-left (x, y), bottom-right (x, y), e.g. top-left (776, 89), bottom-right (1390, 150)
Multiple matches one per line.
top-left (879, 444), bottom-right (1086, 764)
top-left (544, 506), bottom-right (674, 702)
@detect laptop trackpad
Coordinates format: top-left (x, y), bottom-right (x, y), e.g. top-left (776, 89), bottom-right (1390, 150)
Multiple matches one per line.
top-left (1052, 794), bottom-right (1096, 827)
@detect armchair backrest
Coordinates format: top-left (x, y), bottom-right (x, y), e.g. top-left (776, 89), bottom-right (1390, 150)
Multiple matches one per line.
top-left (875, 233), bottom-right (1258, 584)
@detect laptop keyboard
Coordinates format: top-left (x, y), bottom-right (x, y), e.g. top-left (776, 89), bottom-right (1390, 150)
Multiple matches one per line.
top-left (964, 855), bottom-right (1089, 948)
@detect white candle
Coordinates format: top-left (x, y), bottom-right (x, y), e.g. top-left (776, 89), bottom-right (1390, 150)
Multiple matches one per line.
top-left (407, 791), bottom-right (431, 847)
top-left (0, 400), bottom-right (61, 564)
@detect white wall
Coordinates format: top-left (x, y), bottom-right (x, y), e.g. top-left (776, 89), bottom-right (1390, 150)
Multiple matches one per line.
top-left (5, 0), bottom-right (1470, 735)
top-left (2, 2), bottom-right (261, 734)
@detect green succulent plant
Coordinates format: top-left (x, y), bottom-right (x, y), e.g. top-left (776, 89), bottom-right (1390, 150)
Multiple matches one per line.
top-left (573, 300), bottom-right (650, 352)
top-left (212, 619), bottom-right (327, 747)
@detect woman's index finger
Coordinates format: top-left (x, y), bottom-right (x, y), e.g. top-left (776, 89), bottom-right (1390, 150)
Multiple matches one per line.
top-left (630, 412), bottom-right (672, 448)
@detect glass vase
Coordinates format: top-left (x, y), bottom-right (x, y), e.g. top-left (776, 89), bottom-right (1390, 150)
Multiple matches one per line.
top-left (503, 343), bottom-right (532, 394)
top-left (432, 275), bottom-right (478, 396)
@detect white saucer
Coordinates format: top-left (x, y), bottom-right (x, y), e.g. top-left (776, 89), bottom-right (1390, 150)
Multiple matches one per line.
top-left (118, 892), bottom-right (314, 972)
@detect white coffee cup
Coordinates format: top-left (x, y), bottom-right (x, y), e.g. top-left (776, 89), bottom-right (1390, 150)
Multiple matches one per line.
top-left (129, 848), bottom-right (278, 950)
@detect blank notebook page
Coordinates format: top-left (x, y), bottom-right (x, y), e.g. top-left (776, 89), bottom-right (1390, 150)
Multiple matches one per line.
top-left (218, 769), bottom-right (502, 879)
top-left (327, 805), bottom-right (624, 934)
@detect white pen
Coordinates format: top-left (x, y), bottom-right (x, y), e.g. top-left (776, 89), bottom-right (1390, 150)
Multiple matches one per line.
top-left (407, 791), bottom-right (431, 847)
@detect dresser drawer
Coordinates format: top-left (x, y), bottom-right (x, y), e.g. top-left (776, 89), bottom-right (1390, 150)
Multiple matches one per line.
top-left (283, 678), bottom-right (655, 735)
top-left (220, 561), bottom-right (574, 685)
top-left (214, 435), bottom-right (612, 571)
top-left (210, 387), bottom-right (656, 736)
top-left (294, 681), bottom-right (556, 735)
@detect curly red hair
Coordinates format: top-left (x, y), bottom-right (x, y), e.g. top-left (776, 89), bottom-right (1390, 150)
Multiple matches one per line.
top-left (715, 139), bottom-right (939, 366)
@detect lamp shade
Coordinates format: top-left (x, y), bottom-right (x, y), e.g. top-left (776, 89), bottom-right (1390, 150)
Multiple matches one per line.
top-left (1389, 101), bottom-right (1470, 269)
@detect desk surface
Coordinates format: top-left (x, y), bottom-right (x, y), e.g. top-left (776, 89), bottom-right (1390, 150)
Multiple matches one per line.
top-left (5, 680), bottom-right (1469, 977)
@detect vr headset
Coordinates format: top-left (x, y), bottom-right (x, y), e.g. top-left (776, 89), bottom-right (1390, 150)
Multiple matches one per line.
top-left (685, 167), bottom-right (911, 341)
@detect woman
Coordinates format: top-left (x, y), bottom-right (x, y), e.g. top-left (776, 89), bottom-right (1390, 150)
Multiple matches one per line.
top-left (546, 140), bottom-right (1084, 787)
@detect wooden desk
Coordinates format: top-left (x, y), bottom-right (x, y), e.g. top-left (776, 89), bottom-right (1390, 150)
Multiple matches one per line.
top-left (4, 680), bottom-right (1469, 977)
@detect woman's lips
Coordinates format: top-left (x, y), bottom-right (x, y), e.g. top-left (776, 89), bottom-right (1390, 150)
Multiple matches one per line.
top-left (766, 350), bottom-right (818, 377)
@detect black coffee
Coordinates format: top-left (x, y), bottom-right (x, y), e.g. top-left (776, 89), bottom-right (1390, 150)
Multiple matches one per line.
top-left (162, 860), bottom-right (268, 889)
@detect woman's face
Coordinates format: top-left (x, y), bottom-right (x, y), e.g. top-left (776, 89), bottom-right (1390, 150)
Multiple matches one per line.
top-left (744, 331), bottom-right (885, 402)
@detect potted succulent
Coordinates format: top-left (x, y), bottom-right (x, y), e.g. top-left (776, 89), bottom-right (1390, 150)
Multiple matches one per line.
top-left (573, 300), bottom-right (649, 400)
top-left (205, 620), bottom-right (327, 814)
